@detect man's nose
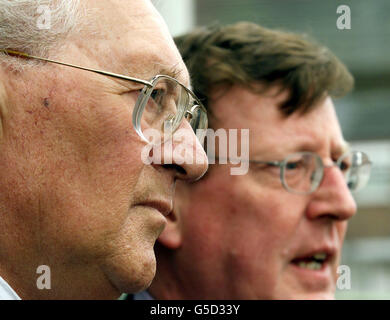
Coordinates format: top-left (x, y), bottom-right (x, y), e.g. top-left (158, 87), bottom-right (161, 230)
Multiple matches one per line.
top-left (305, 165), bottom-right (357, 221)
top-left (152, 121), bottom-right (209, 181)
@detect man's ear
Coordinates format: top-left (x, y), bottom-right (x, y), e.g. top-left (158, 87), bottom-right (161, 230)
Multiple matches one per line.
top-left (157, 184), bottom-right (190, 250)
top-left (157, 205), bottom-right (182, 250)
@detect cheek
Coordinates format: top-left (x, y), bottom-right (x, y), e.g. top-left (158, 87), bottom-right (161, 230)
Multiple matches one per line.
top-left (46, 81), bottom-right (141, 184)
top-left (35, 104), bottom-right (146, 257)
top-left (178, 171), bottom-right (313, 298)
top-left (185, 172), bottom-right (306, 247)
top-left (35, 150), bottom-right (147, 265)
top-left (185, 174), bottom-right (303, 256)
top-left (225, 181), bottom-right (305, 247)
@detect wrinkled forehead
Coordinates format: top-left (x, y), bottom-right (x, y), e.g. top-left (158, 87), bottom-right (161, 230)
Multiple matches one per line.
top-left (67, 0), bottom-right (189, 83)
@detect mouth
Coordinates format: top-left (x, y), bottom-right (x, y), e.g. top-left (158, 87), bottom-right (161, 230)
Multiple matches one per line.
top-left (291, 252), bottom-right (331, 271)
top-left (287, 246), bottom-right (338, 293)
top-left (137, 200), bottom-right (173, 217)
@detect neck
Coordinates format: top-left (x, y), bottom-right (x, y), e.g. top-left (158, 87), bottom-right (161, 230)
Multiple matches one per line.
top-left (0, 199), bottom-right (120, 299)
top-left (0, 258), bottom-right (120, 299)
top-left (0, 225), bottom-right (119, 299)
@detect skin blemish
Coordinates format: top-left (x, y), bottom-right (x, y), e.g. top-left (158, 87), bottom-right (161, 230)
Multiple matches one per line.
top-left (43, 98), bottom-right (50, 108)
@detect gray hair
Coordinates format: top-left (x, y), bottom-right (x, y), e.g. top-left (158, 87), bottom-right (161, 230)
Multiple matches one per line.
top-left (0, 0), bottom-right (82, 58)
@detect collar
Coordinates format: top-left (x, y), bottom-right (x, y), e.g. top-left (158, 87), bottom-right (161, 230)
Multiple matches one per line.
top-left (0, 276), bottom-right (21, 300)
top-left (133, 290), bottom-right (154, 300)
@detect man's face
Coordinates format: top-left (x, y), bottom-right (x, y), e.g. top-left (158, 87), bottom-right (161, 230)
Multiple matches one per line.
top-left (0, 0), bottom-right (207, 298)
top-left (172, 85), bottom-right (356, 299)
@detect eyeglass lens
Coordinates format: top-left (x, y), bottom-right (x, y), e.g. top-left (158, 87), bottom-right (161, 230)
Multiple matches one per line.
top-left (139, 77), bottom-right (186, 143)
top-left (138, 77), bottom-right (206, 144)
top-left (282, 151), bottom-right (371, 194)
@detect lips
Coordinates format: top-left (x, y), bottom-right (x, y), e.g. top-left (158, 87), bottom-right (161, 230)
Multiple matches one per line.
top-left (292, 252), bottom-right (329, 271)
top-left (290, 248), bottom-right (335, 271)
top-left (137, 200), bottom-right (173, 217)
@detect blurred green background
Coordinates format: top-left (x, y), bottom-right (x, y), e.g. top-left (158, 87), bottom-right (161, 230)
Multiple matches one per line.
top-left (154, 0), bottom-right (390, 299)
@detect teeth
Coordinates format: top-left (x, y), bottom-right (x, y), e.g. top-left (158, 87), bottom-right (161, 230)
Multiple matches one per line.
top-left (297, 261), bottom-right (322, 270)
top-left (313, 253), bottom-right (327, 260)
top-left (294, 252), bottom-right (327, 270)
top-left (307, 261), bottom-right (322, 270)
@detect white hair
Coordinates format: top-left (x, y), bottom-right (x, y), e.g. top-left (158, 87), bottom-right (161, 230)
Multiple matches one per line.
top-left (0, 0), bottom-right (82, 58)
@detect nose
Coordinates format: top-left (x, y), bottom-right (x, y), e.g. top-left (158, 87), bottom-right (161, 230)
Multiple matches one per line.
top-left (305, 165), bottom-right (357, 221)
top-left (150, 121), bottom-right (209, 181)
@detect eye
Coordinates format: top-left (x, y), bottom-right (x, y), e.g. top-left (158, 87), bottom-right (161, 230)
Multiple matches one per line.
top-left (335, 153), bottom-right (352, 172)
top-left (250, 162), bottom-right (280, 176)
top-left (150, 88), bottom-right (165, 101)
top-left (285, 160), bottom-right (303, 170)
top-left (339, 160), bottom-right (351, 171)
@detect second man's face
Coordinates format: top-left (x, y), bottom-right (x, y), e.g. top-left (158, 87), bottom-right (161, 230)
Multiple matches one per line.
top-left (171, 85), bottom-right (356, 299)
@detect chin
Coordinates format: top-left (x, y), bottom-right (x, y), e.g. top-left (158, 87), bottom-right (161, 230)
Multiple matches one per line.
top-left (103, 249), bottom-right (157, 294)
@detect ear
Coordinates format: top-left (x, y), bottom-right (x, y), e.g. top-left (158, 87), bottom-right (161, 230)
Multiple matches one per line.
top-left (157, 204), bottom-right (182, 250)
top-left (157, 183), bottom-right (189, 250)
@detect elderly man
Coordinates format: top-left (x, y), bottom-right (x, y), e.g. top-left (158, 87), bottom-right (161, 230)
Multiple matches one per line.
top-left (0, 0), bottom-right (208, 299)
top-left (142, 22), bottom-right (372, 300)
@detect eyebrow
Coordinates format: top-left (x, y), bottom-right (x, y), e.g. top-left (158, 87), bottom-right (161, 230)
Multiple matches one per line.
top-left (152, 59), bottom-right (189, 81)
top-left (157, 66), bottom-right (182, 80)
top-left (252, 140), bottom-right (351, 162)
top-left (291, 139), bottom-right (351, 154)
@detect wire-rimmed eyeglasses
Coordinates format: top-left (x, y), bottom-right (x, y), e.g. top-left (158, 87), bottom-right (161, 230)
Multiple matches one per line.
top-left (249, 150), bottom-right (372, 195)
top-left (0, 49), bottom-right (208, 145)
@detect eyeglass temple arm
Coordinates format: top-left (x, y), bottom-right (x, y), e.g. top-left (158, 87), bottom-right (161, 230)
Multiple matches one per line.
top-left (0, 49), bottom-right (152, 87)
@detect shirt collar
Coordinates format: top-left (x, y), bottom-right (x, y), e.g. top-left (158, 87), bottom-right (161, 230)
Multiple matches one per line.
top-left (0, 276), bottom-right (21, 300)
top-left (133, 290), bottom-right (154, 300)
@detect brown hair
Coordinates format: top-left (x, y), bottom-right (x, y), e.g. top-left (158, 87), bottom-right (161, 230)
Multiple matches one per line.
top-left (175, 22), bottom-right (354, 116)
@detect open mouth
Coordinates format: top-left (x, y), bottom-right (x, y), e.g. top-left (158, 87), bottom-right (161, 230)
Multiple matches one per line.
top-left (291, 252), bottom-right (329, 271)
